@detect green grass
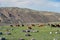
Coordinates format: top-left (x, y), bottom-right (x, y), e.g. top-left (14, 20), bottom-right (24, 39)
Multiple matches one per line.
top-left (0, 26), bottom-right (60, 40)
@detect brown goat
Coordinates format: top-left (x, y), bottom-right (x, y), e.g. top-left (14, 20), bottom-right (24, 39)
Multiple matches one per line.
top-left (28, 26), bottom-right (32, 29)
top-left (38, 24), bottom-right (44, 27)
top-left (31, 24), bottom-right (35, 26)
top-left (10, 25), bottom-right (13, 27)
top-left (16, 24), bottom-right (20, 27)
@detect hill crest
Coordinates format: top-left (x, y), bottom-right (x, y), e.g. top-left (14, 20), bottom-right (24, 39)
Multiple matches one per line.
top-left (0, 7), bottom-right (60, 25)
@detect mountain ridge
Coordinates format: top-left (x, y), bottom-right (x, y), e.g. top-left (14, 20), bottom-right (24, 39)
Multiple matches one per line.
top-left (0, 7), bottom-right (60, 25)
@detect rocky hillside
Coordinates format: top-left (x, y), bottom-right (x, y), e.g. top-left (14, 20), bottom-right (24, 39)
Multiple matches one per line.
top-left (0, 7), bottom-right (60, 25)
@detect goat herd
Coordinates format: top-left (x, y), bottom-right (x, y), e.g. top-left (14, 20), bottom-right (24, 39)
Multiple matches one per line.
top-left (0, 24), bottom-right (44, 40)
top-left (9, 23), bottom-right (60, 28)
top-left (0, 23), bottom-right (60, 40)
top-left (48, 23), bottom-right (60, 27)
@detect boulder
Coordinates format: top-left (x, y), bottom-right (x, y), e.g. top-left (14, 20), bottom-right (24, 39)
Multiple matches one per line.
top-left (0, 37), bottom-right (6, 40)
top-left (25, 33), bottom-right (31, 36)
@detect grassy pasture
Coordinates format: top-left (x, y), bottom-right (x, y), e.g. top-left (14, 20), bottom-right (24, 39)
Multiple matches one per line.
top-left (0, 25), bottom-right (60, 40)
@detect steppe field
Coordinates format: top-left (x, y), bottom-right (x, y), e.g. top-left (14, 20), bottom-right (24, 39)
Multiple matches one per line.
top-left (0, 25), bottom-right (60, 40)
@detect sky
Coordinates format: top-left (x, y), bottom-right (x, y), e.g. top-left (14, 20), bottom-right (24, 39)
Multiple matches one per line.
top-left (0, 0), bottom-right (60, 13)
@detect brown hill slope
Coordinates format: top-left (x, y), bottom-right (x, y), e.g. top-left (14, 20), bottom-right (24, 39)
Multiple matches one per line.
top-left (0, 7), bottom-right (60, 25)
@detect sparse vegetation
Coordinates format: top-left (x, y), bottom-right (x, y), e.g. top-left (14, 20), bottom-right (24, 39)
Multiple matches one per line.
top-left (0, 7), bottom-right (60, 25)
